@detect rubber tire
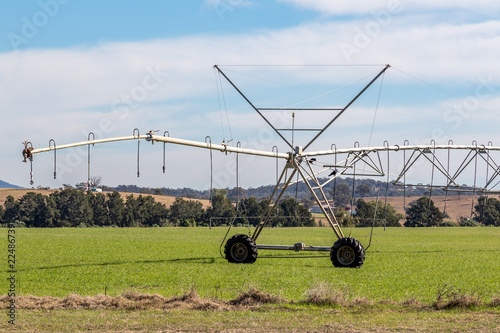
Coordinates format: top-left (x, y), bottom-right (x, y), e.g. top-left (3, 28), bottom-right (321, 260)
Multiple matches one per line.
top-left (330, 237), bottom-right (365, 268)
top-left (224, 234), bottom-right (258, 264)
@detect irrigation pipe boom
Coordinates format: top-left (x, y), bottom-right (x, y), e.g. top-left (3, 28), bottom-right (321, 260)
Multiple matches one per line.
top-left (21, 64), bottom-right (500, 268)
top-left (24, 135), bottom-right (290, 160)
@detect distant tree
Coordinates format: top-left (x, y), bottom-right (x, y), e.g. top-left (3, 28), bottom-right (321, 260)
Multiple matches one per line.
top-left (38, 196), bottom-right (58, 227)
top-left (227, 187), bottom-right (247, 203)
top-left (334, 206), bottom-right (356, 228)
top-left (136, 195), bottom-right (166, 226)
top-left (3, 196), bottom-right (21, 224)
top-left (168, 197), bottom-right (204, 226)
top-left (355, 184), bottom-right (371, 197)
top-left (74, 182), bottom-right (87, 190)
top-left (206, 189), bottom-right (236, 226)
top-left (405, 197), bottom-right (443, 227)
top-left (134, 195), bottom-right (168, 226)
top-left (274, 197), bottom-right (315, 227)
top-left (18, 192), bottom-right (57, 227)
top-left (87, 192), bottom-right (109, 226)
top-left (236, 197), bottom-right (269, 226)
top-left (123, 195), bottom-right (140, 227)
top-left (474, 196), bottom-right (500, 226)
top-left (122, 194), bottom-right (167, 227)
top-left (18, 192), bottom-right (38, 226)
top-left (89, 176), bottom-right (102, 188)
top-left (107, 191), bottom-right (125, 227)
top-left (0, 204), bottom-right (4, 224)
top-left (139, 188), bottom-right (153, 195)
top-left (332, 183), bottom-right (351, 207)
top-left (148, 201), bottom-right (169, 226)
top-left (51, 189), bottom-right (92, 227)
top-left (301, 196), bottom-right (316, 210)
top-left (355, 199), bottom-right (403, 227)
top-left (459, 217), bottom-right (478, 227)
top-left (115, 184), bottom-right (142, 194)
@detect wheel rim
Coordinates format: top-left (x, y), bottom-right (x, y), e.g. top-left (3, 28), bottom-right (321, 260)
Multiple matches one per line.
top-left (230, 243), bottom-right (248, 262)
top-left (336, 245), bottom-right (355, 265)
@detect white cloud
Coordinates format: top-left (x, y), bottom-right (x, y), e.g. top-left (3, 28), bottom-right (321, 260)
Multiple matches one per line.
top-left (2, 14), bottom-right (500, 188)
top-left (279, 0), bottom-right (500, 16)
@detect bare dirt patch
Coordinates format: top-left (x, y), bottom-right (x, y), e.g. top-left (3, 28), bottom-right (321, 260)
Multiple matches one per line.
top-left (229, 287), bottom-right (283, 306)
top-left (1, 287), bottom-right (497, 313)
top-left (0, 289), bottom-right (282, 312)
top-left (0, 289), bottom-right (228, 311)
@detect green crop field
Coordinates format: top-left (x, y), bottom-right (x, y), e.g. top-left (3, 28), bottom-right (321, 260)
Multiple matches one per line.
top-left (2, 227), bottom-right (499, 303)
top-left (1, 227), bottom-right (499, 332)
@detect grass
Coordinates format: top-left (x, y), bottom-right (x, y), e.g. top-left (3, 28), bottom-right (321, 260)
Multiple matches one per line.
top-left (1, 227), bottom-right (498, 302)
top-left (1, 227), bottom-right (499, 331)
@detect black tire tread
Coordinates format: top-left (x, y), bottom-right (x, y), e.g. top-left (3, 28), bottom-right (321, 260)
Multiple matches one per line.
top-left (224, 234), bottom-right (258, 264)
top-left (330, 237), bottom-right (365, 268)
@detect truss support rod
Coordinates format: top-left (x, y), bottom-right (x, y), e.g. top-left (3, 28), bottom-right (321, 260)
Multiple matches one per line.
top-left (296, 160), bottom-right (344, 239)
top-left (474, 151), bottom-right (500, 190)
top-left (213, 65), bottom-right (294, 150)
top-left (303, 64), bottom-right (390, 150)
top-left (444, 189), bottom-right (500, 194)
top-left (289, 153), bottom-right (363, 186)
top-left (393, 150), bottom-right (421, 185)
top-left (256, 244), bottom-right (331, 251)
top-left (348, 150), bottom-right (384, 175)
top-left (252, 165), bottom-right (297, 242)
top-left (448, 150), bottom-right (476, 187)
top-left (304, 144), bottom-right (500, 157)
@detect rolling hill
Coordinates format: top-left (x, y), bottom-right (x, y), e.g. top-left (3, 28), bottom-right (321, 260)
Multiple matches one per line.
top-left (0, 180), bottom-right (21, 189)
top-left (0, 188), bottom-right (211, 208)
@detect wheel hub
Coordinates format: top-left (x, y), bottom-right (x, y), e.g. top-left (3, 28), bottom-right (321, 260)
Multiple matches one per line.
top-left (337, 245), bottom-right (355, 265)
top-left (231, 243), bottom-right (248, 261)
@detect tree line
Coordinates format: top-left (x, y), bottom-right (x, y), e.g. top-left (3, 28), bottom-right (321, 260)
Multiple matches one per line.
top-left (330, 195), bottom-right (499, 228)
top-left (0, 188), bottom-right (314, 228)
top-left (402, 196), bottom-right (500, 227)
top-left (1, 188), bottom-right (498, 228)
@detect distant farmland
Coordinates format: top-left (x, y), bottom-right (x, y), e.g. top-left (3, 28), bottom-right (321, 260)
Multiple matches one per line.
top-left (1, 188), bottom-right (496, 222)
top-left (0, 188), bottom-right (211, 209)
top-left (362, 194), bottom-right (500, 222)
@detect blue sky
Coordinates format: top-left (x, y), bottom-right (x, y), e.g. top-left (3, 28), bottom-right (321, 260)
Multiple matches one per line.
top-left (1, 0), bottom-right (500, 190)
top-left (0, 1), bottom-right (318, 51)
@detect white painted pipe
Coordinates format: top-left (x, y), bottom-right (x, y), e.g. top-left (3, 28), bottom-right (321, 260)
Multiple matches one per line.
top-left (29, 134), bottom-right (290, 160)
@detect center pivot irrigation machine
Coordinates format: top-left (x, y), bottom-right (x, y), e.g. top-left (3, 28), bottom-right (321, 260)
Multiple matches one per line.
top-left (22, 65), bottom-right (500, 268)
